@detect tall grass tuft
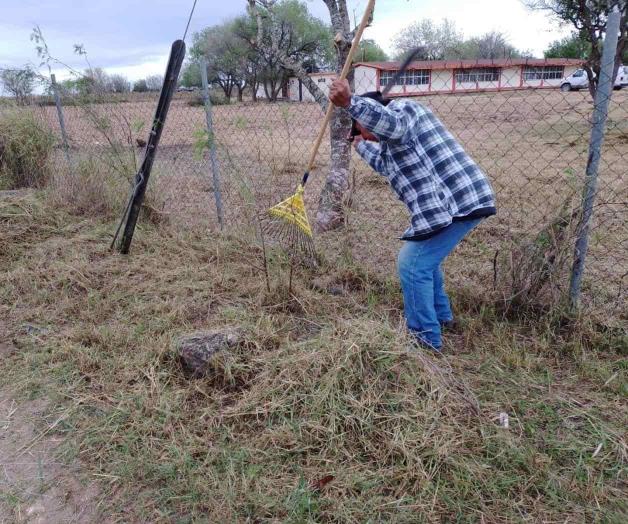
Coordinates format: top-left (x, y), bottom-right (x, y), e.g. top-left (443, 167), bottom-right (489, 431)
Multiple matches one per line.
top-left (494, 197), bottom-right (580, 314)
top-left (0, 109), bottom-right (55, 189)
top-left (47, 156), bottom-right (127, 217)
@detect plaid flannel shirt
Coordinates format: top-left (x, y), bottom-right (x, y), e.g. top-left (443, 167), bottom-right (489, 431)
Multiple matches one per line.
top-left (349, 95), bottom-right (496, 240)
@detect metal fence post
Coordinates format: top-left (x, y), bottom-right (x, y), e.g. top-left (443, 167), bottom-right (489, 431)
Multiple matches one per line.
top-left (50, 73), bottom-right (72, 169)
top-left (568, 7), bottom-right (621, 309)
top-left (200, 58), bottom-right (224, 231)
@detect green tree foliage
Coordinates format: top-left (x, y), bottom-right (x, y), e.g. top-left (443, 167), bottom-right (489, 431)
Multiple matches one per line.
top-left (392, 19), bottom-right (528, 61)
top-left (355, 39), bottom-right (389, 62)
top-left (242, 0), bottom-right (333, 101)
top-left (268, 0), bottom-right (334, 70)
top-left (460, 31), bottom-right (529, 59)
top-left (190, 1), bottom-right (332, 102)
top-left (190, 18), bottom-right (253, 101)
top-left (179, 61), bottom-right (202, 88)
top-left (0, 67), bottom-right (37, 105)
top-left (393, 19), bottom-right (463, 60)
top-left (544, 32), bottom-right (590, 58)
top-left (133, 79), bottom-right (148, 93)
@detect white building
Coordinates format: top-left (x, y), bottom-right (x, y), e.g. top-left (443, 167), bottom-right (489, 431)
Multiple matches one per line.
top-left (287, 72), bottom-right (336, 101)
top-left (284, 58), bottom-right (584, 101)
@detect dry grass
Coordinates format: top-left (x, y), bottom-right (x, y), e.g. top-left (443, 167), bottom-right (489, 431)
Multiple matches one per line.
top-left (1, 191), bottom-right (626, 522)
top-left (0, 109), bottom-right (55, 190)
top-left (26, 87), bottom-right (625, 320)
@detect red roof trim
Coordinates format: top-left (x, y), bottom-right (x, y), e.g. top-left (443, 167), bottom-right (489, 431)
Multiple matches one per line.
top-left (354, 58), bottom-right (584, 71)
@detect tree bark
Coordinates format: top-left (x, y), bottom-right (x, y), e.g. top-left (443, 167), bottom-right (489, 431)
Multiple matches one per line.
top-left (315, 1), bottom-right (354, 232)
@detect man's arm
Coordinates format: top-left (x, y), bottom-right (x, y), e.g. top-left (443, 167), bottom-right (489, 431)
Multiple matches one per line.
top-left (329, 79), bottom-right (422, 143)
top-left (355, 139), bottom-right (384, 173)
top-left (348, 96), bottom-right (419, 143)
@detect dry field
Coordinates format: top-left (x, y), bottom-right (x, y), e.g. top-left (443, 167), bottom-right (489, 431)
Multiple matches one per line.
top-left (1, 190), bottom-right (626, 522)
top-left (1, 89), bottom-right (627, 522)
top-left (29, 87), bottom-right (628, 319)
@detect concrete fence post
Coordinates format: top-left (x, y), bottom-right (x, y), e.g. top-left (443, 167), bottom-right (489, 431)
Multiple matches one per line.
top-left (50, 73), bottom-right (72, 169)
top-left (568, 7), bottom-right (621, 309)
top-left (200, 58), bottom-right (224, 231)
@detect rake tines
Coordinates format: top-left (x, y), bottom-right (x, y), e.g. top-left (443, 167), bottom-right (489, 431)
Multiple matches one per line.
top-left (260, 184), bottom-right (316, 261)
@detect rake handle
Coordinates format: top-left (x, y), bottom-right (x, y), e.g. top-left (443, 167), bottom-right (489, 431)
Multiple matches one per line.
top-left (302, 0), bottom-right (376, 186)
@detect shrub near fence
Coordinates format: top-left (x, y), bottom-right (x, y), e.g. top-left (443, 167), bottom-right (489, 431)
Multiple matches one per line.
top-left (1, 58), bottom-right (625, 324)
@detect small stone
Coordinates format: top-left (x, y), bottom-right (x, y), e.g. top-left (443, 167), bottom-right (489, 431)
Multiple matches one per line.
top-left (176, 329), bottom-right (240, 377)
top-left (21, 323), bottom-right (50, 336)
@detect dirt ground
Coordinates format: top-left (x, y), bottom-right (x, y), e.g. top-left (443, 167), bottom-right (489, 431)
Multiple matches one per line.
top-left (0, 339), bottom-right (101, 524)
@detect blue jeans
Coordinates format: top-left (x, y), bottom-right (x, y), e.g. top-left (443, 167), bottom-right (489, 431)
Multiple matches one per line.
top-left (397, 218), bottom-right (482, 350)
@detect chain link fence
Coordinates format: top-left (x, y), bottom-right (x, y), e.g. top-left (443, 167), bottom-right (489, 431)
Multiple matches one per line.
top-left (1, 55), bottom-right (626, 324)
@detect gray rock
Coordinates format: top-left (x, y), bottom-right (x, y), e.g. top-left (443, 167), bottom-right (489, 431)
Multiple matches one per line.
top-left (21, 323), bottom-right (50, 336)
top-left (176, 329), bottom-right (240, 377)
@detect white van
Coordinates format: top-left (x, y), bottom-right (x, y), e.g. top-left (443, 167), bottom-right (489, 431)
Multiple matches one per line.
top-left (560, 66), bottom-right (627, 91)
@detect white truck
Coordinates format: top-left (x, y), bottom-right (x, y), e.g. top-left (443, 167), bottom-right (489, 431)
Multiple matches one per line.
top-left (560, 66), bottom-right (627, 91)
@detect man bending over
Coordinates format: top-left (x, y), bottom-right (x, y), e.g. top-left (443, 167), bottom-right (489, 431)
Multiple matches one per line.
top-left (329, 79), bottom-right (496, 352)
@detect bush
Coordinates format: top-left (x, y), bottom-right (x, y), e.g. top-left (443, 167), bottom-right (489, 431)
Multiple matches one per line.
top-left (0, 110), bottom-right (55, 189)
top-left (186, 91), bottom-right (230, 107)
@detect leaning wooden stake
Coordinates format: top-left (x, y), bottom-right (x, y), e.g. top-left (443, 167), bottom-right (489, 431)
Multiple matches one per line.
top-left (115, 40), bottom-right (186, 254)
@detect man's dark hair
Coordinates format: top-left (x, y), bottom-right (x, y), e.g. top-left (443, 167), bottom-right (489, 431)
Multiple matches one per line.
top-left (350, 91), bottom-right (391, 138)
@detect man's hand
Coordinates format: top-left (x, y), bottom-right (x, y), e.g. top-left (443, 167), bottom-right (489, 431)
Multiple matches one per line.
top-left (352, 134), bottom-right (364, 149)
top-left (329, 79), bottom-right (351, 108)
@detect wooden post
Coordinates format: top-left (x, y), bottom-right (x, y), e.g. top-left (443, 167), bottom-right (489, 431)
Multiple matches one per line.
top-left (117, 40), bottom-right (185, 254)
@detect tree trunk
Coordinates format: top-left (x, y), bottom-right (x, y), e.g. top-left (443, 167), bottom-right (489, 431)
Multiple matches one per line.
top-left (315, 105), bottom-right (353, 231)
top-left (269, 79), bottom-right (280, 102)
top-left (315, 43), bottom-right (352, 232)
top-left (237, 84), bottom-right (244, 102)
top-left (251, 72), bottom-right (258, 102)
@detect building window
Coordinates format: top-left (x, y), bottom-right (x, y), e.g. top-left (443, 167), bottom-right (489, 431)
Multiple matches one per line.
top-left (380, 69), bottom-right (430, 86)
top-left (455, 68), bottom-right (501, 83)
top-left (523, 65), bottom-right (564, 81)
top-left (380, 70), bottom-right (395, 86)
top-left (403, 69), bottom-right (430, 85)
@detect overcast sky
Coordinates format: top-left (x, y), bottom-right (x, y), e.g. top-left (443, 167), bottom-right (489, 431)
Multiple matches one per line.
top-left (0, 0), bottom-right (570, 83)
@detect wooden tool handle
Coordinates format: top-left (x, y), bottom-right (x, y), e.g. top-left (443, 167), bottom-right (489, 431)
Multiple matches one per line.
top-left (303, 0), bottom-right (376, 181)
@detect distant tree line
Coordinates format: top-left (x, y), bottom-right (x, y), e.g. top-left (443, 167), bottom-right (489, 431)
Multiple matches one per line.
top-left (55, 69), bottom-right (164, 95)
top-left (391, 19), bottom-right (533, 61)
top-left (178, 6), bottom-right (537, 102)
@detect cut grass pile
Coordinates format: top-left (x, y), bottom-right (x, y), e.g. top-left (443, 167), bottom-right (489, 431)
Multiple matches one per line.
top-left (0, 192), bottom-right (626, 522)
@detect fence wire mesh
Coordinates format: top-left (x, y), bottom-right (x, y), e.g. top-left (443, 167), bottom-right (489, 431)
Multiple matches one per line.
top-left (1, 61), bottom-right (626, 324)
